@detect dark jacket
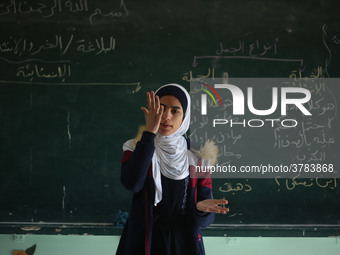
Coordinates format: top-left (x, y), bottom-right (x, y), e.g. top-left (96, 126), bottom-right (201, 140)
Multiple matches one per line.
top-left (116, 131), bottom-right (215, 255)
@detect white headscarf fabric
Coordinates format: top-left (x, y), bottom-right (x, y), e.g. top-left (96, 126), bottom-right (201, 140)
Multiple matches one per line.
top-left (152, 84), bottom-right (191, 205)
top-left (123, 83), bottom-right (196, 206)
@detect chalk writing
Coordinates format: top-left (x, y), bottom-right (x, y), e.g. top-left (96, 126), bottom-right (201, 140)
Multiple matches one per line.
top-left (190, 76), bottom-right (337, 178)
top-left (192, 37), bottom-right (305, 67)
top-left (89, 0), bottom-right (129, 25)
top-left (0, 35), bottom-right (116, 57)
top-left (192, 55), bottom-right (304, 68)
top-left (188, 27), bottom-right (338, 174)
top-left (322, 24), bottom-right (340, 77)
top-left (273, 75), bottom-right (336, 164)
top-left (0, 34), bottom-right (116, 81)
top-left (275, 175), bottom-right (337, 191)
top-left (16, 62), bottom-right (71, 81)
top-left (182, 67), bottom-right (229, 83)
top-left (289, 66), bottom-right (323, 82)
top-left (0, 0), bottom-right (129, 25)
top-left (219, 181), bottom-right (252, 194)
top-left (217, 177), bottom-right (337, 196)
top-left (216, 38), bottom-right (279, 57)
top-left (289, 66), bottom-right (326, 96)
top-left (0, 80), bottom-right (141, 86)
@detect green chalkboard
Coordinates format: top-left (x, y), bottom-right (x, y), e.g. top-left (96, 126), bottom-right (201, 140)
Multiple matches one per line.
top-left (0, 0), bottom-right (339, 236)
top-left (189, 77), bottom-right (340, 236)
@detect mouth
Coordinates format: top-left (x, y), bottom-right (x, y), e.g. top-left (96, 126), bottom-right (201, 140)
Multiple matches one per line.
top-left (160, 123), bottom-right (172, 129)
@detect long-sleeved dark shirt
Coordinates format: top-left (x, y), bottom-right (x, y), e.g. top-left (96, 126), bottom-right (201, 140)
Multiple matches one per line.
top-left (116, 131), bottom-right (215, 255)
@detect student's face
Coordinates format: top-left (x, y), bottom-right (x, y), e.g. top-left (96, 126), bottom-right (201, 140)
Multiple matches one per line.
top-left (158, 95), bottom-right (184, 136)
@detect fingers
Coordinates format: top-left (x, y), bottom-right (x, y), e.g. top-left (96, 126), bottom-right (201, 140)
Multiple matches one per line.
top-left (202, 207), bottom-right (229, 214)
top-left (155, 93), bottom-right (161, 113)
top-left (142, 91), bottom-right (164, 134)
top-left (213, 199), bottom-right (229, 214)
top-left (215, 199), bottom-right (228, 205)
top-left (215, 206), bottom-right (230, 214)
top-left (158, 104), bottom-right (164, 117)
top-left (146, 91), bottom-right (155, 111)
top-left (146, 91), bottom-right (161, 113)
top-left (146, 92), bottom-right (152, 110)
top-left (197, 199), bottom-right (229, 214)
top-left (207, 203), bottom-right (229, 213)
top-left (140, 107), bottom-right (149, 116)
top-left (207, 206), bottom-right (229, 214)
top-left (150, 91), bottom-right (155, 110)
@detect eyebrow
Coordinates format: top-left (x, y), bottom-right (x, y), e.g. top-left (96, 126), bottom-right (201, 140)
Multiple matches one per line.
top-left (160, 103), bottom-right (182, 110)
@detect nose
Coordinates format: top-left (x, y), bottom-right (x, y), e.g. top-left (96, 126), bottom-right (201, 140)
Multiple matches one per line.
top-left (162, 109), bottom-right (171, 120)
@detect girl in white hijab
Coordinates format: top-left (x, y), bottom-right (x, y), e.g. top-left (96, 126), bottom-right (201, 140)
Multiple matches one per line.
top-left (117, 84), bottom-right (228, 255)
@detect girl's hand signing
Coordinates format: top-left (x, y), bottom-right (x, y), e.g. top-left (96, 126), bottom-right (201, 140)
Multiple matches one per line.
top-left (141, 91), bottom-right (164, 134)
top-left (196, 199), bottom-right (229, 214)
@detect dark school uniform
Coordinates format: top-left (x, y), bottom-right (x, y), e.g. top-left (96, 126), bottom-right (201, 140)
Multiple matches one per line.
top-left (116, 131), bottom-right (215, 255)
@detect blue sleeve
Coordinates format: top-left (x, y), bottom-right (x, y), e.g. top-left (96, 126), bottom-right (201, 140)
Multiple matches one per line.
top-left (121, 131), bottom-right (156, 193)
top-left (193, 180), bottom-right (215, 228)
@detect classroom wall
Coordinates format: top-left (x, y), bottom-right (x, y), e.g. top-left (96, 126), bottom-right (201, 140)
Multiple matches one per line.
top-left (0, 234), bottom-right (339, 255)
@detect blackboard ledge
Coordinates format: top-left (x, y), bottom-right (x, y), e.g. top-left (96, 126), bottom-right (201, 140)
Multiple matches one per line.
top-left (0, 222), bottom-right (119, 235)
top-left (1, 222), bottom-right (340, 237)
top-left (205, 224), bottom-right (340, 237)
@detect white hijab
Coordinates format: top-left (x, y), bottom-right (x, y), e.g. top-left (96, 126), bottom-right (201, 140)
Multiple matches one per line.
top-left (152, 83), bottom-right (191, 205)
top-left (123, 83), bottom-right (196, 206)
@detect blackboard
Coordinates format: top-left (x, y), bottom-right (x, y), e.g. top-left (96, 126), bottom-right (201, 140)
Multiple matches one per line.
top-left (0, 0), bottom-right (339, 236)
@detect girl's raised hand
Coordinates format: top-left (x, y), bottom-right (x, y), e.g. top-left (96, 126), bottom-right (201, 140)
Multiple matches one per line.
top-left (141, 91), bottom-right (164, 134)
